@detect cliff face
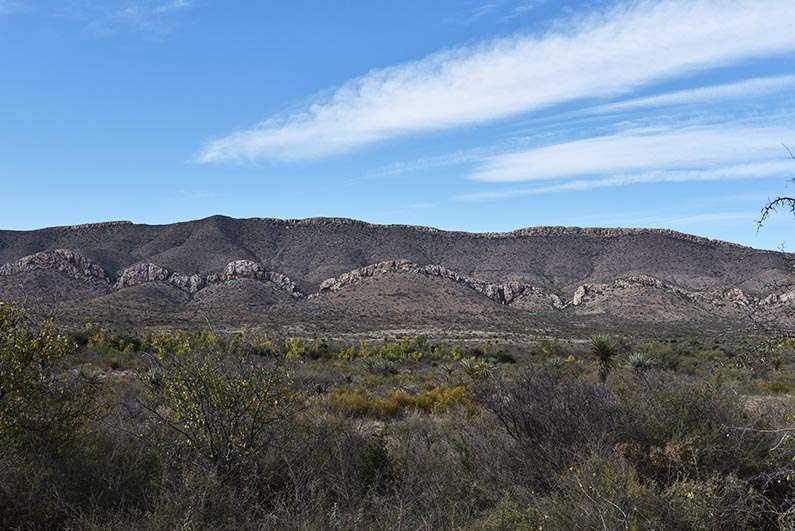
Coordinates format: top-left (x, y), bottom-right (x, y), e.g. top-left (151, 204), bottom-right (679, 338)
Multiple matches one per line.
top-left (0, 216), bottom-right (792, 335)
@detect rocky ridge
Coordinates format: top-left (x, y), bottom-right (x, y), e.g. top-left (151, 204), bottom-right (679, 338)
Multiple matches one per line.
top-left (0, 249), bottom-right (110, 286)
top-left (1, 250), bottom-right (791, 315)
top-left (247, 217), bottom-right (754, 250)
top-left (315, 259), bottom-right (562, 307)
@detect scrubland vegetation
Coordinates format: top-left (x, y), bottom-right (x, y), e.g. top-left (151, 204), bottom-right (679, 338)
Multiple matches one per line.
top-left (1, 303), bottom-right (794, 529)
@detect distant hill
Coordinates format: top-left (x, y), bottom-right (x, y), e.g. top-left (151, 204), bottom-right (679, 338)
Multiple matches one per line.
top-left (0, 216), bottom-right (792, 338)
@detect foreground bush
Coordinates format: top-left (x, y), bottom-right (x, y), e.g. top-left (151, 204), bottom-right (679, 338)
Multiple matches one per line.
top-left (0, 320), bottom-right (793, 529)
top-left (478, 367), bottom-right (619, 488)
top-left (0, 305), bottom-right (95, 454)
top-left (141, 342), bottom-right (293, 478)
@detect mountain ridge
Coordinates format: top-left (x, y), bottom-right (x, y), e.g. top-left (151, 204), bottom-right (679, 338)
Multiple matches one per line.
top-left (0, 215), bottom-right (792, 336)
top-left (5, 215), bottom-right (781, 253)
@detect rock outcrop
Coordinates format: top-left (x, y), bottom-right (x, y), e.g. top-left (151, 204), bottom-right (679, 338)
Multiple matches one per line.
top-left (115, 263), bottom-right (207, 294)
top-left (221, 260), bottom-right (303, 298)
top-left (113, 259), bottom-right (303, 297)
top-left (0, 249), bottom-right (109, 285)
top-left (115, 263), bottom-right (173, 289)
top-left (248, 217), bottom-right (756, 251)
top-left (0, 235), bottom-right (792, 335)
top-left (315, 259), bottom-right (555, 306)
top-left (2, 250), bottom-right (791, 316)
top-left (169, 273), bottom-right (206, 294)
top-left (566, 274), bottom-right (793, 312)
top-left (59, 221), bottom-right (133, 232)
top-left (762, 288), bottom-right (795, 306)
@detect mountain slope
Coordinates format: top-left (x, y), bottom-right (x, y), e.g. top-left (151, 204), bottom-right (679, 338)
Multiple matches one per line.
top-left (0, 216), bottom-right (792, 337)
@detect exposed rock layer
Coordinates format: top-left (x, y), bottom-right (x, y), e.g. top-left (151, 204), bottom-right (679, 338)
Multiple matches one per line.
top-left (315, 259), bottom-right (557, 306)
top-left (0, 249), bottom-right (110, 285)
top-left (0, 216), bottom-right (792, 333)
top-left (2, 251), bottom-right (790, 316)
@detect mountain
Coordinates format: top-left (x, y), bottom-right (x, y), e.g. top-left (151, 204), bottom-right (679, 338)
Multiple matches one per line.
top-left (0, 215), bottom-right (792, 338)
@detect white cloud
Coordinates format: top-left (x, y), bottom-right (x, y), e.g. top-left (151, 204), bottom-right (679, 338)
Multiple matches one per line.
top-left (458, 160), bottom-right (794, 201)
top-left (509, 0), bottom-right (547, 18)
top-left (658, 211), bottom-right (757, 226)
top-left (471, 2), bottom-right (500, 19)
top-left (155, 0), bottom-right (191, 14)
top-left (0, 0), bottom-right (21, 14)
top-left (468, 125), bottom-right (793, 182)
top-left (544, 208), bottom-right (765, 229)
top-left (584, 75), bottom-right (795, 116)
top-left (63, 0), bottom-right (194, 36)
top-left (197, 0), bottom-right (795, 163)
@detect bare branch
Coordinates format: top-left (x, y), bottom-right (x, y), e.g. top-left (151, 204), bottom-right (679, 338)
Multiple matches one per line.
top-left (757, 145), bottom-right (795, 228)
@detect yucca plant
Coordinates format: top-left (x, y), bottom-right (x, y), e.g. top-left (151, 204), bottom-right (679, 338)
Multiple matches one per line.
top-left (628, 352), bottom-right (655, 373)
top-left (590, 335), bottom-right (617, 384)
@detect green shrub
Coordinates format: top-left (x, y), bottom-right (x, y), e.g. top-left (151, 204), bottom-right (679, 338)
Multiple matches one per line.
top-left (591, 335), bottom-right (618, 383)
top-left (758, 380), bottom-right (791, 394)
top-left (520, 452), bottom-right (666, 531)
top-left (663, 475), bottom-right (775, 530)
top-left (533, 339), bottom-right (572, 359)
top-left (460, 357), bottom-right (493, 380)
top-left (614, 376), bottom-right (781, 485)
top-left (0, 305), bottom-right (96, 455)
top-left (360, 437), bottom-right (394, 494)
top-left (140, 342), bottom-right (293, 477)
top-left (284, 337), bottom-right (305, 358)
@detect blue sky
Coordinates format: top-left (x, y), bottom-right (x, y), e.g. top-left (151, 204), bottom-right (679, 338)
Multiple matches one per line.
top-left (1, 0), bottom-right (794, 250)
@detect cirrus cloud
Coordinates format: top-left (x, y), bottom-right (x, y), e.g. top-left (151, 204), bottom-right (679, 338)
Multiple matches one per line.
top-left (468, 125), bottom-right (794, 182)
top-left (197, 0), bottom-right (795, 163)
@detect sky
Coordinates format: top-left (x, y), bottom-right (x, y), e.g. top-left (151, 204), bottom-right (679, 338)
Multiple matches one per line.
top-left (1, 0), bottom-right (794, 250)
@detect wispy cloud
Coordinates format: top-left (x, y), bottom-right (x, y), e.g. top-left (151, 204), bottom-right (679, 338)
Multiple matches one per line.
top-left (358, 142), bottom-right (522, 182)
top-left (458, 160), bottom-right (794, 201)
top-left (471, 2), bottom-right (500, 19)
top-left (59, 0), bottom-right (195, 36)
top-left (470, 0), bottom-right (546, 20)
top-left (468, 125), bottom-right (793, 182)
top-left (658, 211), bottom-right (757, 226)
top-left (584, 75), bottom-right (795, 116)
top-left (508, 0), bottom-right (547, 19)
top-left (562, 209), bottom-right (758, 228)
top-left (155, 0), bottom-right (191, 14)
top-left (197, 0), bottom-right (795, 163)
top-left (0, 0), bottom-right (22, 15)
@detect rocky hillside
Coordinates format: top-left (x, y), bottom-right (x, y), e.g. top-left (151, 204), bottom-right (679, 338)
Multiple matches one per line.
top-left (0, 216), bottom-right (792, 337)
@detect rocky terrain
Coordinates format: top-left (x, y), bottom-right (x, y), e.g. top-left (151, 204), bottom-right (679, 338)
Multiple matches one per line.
top-left (0, 215), bottom-right (792, 337)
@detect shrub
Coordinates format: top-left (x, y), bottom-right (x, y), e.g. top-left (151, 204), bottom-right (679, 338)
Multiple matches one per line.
top-left (520, 452), bottom-right (666, 530)
top-left (591, 335), bottom-right (618, 383)
top-left (328, 385), bottom-right (474, 419)
top-left (758, 380), bottom-right (791, 394)
top-left (0, 305), bottom-right (96, 455)
top-left (479, 368), bottom-right (618, 487)
top-left (663, 475), bottom-right (775, 530)
top-left (614, 375), bottom-right (782, 486)
top-left (284, 337), bottom-right (305, 358)
top-left (460, 357), bottom-right (493, 381)
top-left (532, 339), bottom-right (572, 359)
top-left (359, 437), bottom-right (394, 494)
top-left (140, 342), bottom-right (293, 478)
top-left (230, 328), bottom-right (277, 357)
top-left (627, 351), bottom-right (655, 373)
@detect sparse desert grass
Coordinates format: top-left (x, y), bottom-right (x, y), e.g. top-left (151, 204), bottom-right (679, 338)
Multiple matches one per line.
top-left (1, 307), bottom-right (793, 529)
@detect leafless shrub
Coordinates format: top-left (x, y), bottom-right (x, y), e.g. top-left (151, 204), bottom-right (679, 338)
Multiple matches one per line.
top-left (478, 367), bottom-right (619, 488)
